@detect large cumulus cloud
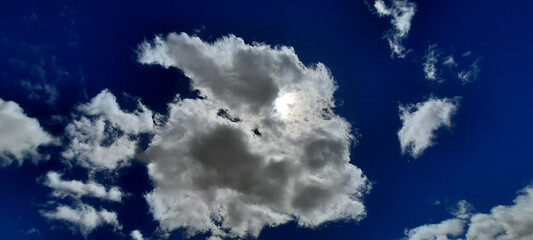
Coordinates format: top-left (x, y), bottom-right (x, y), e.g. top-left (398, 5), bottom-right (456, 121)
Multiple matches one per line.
top-left (138, 33), bottom-right (369, 239)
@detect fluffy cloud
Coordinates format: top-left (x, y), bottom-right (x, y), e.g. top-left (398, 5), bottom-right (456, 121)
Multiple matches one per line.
top-left (43, 171), bottom-right (123, 202)
top-left (398, 97), bottom-right (460, 158)
top-left (423, 44), bottom-right (442, 82)
top-left (130, 230), bottom-right (144, 240)
top-left (138, 33), bottom-right (369, 239)
top-left (62, 89), bottom-right (154, 170)
top-left (458, 59), bottom-right (481, 84)
top-left (373, 0), bottom-right (417, 58)
top-left (40, 203), bottom-right (121, 237)
top-left (403, 185), bottom-right (533, 240)
top-left (0, 98), bottom-right (55, 166)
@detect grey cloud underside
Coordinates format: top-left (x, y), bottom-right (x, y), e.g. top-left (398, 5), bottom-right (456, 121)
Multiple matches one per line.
top-left (138, 33), bottom-right (369, 239)
top-left (404, 185), bottom-right (533, 240)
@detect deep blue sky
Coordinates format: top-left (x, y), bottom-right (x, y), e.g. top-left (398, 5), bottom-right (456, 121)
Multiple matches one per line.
top-left (1, 0), bottom-right (532, 239)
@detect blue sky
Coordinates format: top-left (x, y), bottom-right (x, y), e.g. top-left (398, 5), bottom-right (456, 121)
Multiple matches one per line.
top-left (1, 0), bottom-right (533, 240)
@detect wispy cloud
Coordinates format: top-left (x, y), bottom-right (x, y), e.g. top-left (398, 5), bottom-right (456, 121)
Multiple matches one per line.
top-left (373, 0), bottom-right (417, 58)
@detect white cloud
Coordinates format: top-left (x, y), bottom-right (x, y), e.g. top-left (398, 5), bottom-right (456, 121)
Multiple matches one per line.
top-left (458, 59), bottom-right (481, 84)
top-left (62, 89), bottom-right (154, 170)
top-left (423, 44), bottom-right (442, 82)
top-left (0, 98), bottom-right (55, 166)
top-left (130, 230), bottom-right (144, 240)
top-left (443, 55), bottom-right (457, 68)
top-left (41, 202), bottom-right (121, 237)
top-left (398, 97), bottom-right (460, 158)
top-left (43, 171), bottom-right (123, 202)
top-left (373, 0), bottom-right (417, 58)
top-left (403, 185), bottom-right (533, 240)
top-left (138, 33), bottom-right (369, 239)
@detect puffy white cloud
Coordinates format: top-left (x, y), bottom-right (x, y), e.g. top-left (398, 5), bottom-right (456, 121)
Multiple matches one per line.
top-left (404, 218), bottom-right (467, 240)
top-left (398, 97), bottom-right (460, 158)
top-left (40, 202), bottom-right (121, 237)
top-left (130, 230), bottom-right (144, 240)
top-left (373, 0), bottom-right (417, 58)
top-left (43, 171), bottom-right (123, 202)
top-left (62, 89), bottom-right (154, 170)
top-left (403, 185), bottom-right (533, 240)
top-left (458, 59), bottom-right (481, 84)
top-left (0, 98), bottom-right (55, 166)
top-left (138, 33), bottom-right (369, 239)
top-left (423, 44), bottom-right (442, 82)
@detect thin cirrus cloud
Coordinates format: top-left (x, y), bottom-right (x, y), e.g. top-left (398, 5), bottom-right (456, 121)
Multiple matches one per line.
top-left (421, 44), bottom-right (482, 84)
top-left (62, 89), bottom-right (155, 170)
top-left (0, 98), bottom-right (56, 166)
top-left (403, 185), bottom-right (533, 240)
top-left (422, 44), bottom-right (442, 82)
top-left (137, 33), bottom-right (370, 239)
top-left (43, 171), bottom-right (123, 202)
top-left (40, 202), bottom-right (121, 237)
top-left (398, 97), bottom-right (460, 158)
top-left (373, 0), bottom-right (417, 58)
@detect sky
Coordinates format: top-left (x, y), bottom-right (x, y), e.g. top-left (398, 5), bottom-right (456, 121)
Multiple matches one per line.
top-left (0, 0), bottom-right (533, 240)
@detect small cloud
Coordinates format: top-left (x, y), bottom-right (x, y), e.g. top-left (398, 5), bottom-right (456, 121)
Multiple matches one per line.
top-left (138, 33), bottom-right (369, 239)
top-left (443, 55), bottom-right (457, 68)
top-left (398, 97), bottom-right (460, 158)
top-left (0, 98), bottom-right (56, 166)
top-left (40, 202), bottom-right (121, 237)
top-left (21, 227), bottom-right (41, 236)
top-left (130, 230), bottom-right (144, 240)
top-left (372, 0), bottom-right (417, 58)
top-left (422, 44), bottom-right (443, 82)
top-left (43, 171), bottom-right (123, 202)
top-left (458, 58), bottom-right (481, 84)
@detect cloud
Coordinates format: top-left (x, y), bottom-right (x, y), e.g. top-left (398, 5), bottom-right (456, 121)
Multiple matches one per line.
top-left (0, 98), bottom-right (55, 166)
top-left (130, 230), bottom-right (144, 240)
top-left (138, 33), bottom-right (369, 239)
top-left (458, 58), bottom-right (481, 84)
top-left (62, 89), bottom-right (154, 170)
top-left (398, 97), bottom-right (460, 158)
top-left (443, 55), bottom-right (457, 68)
top-left (40, 202), bottom-right (121, 237)
top-left (423, 44), bottom-right (442, 82)
top-left (403, 185), bottom-right (533, 240)
top-left (373, 0), bottom-right (417, 58)
top-left (43, 171), bottom-right (123, 202)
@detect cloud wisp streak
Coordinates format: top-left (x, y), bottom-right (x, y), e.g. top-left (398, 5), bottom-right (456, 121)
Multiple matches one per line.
top-left (373, 0), bottom-right (417, 58)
